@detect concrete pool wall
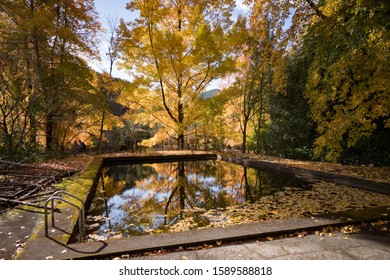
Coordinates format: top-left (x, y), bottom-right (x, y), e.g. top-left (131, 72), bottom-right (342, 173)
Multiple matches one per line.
top-left (16, 152), bottom-right (390, 259)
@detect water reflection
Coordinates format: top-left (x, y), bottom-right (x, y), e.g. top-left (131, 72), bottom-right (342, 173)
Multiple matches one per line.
top-left (87, 160), bottom-right (309, 236)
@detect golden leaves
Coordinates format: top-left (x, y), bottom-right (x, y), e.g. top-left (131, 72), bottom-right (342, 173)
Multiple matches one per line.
top-left (340, 225), bottom-right (360, 234)
top-left (304, 0), bottom-right (389, 161)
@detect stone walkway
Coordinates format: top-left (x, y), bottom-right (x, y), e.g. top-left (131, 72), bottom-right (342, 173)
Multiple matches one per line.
top-left (129, 227), bottom-right (390, 260)
top-left (13, 207), bottom-right (390, 260)
top-left (0, 210), bottom-right (41, 260)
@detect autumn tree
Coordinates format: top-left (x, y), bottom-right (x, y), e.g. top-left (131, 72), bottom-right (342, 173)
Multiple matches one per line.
top-left (303, 0), bottom-right (390, 163)
top-left (118, 0), bottom-right (238, 149)
top-left (263, 54), bottom-right (316, 159)
top-left (196, 89), bottom-right (233, 150)
top-left (247, 0), bottom-right (390, 165)
top-left (0, 1), bottom-right (42, 155)
top-left (98, 16), bottom-right (122, 153)
top-left (0, 0), bottom-right (102, 155)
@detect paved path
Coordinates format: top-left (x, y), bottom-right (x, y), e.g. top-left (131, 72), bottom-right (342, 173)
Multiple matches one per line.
top-left (128, 227), bottom-right (390, 260)
top-left (15, 208), bottom-right (390, 260)
top-left (0, 210), bottom-right (41, 260)
top-left (2, 206), bottom-right (390, 260)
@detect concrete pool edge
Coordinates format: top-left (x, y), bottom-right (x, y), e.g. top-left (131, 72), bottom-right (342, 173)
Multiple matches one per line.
top-left (16, 152), bottom-right (390, 260)
top-left (22, 207), bottom-right (390, 260)
top-left (16, 153), bottom-right (218, 259)
top-left (101, 152), bottom-right (217, 165)
top-left (16, 157), bottom-right (104, 259)
top-left (220, 154), bottom-right (390, 195)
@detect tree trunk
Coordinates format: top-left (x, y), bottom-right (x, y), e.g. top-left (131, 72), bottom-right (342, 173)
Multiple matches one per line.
top-left (98, 109), bottom-right (105, 154)
top-left (256, 71), bottom-right (265, 154)
top-left (45, 112), bottom-right (54, 151)
top-left (241, 122), bottom-right (247, 153)
top-left (178, 133), bottom-right (185, 150)
top-left (178, 90), bottom-right (185, 150)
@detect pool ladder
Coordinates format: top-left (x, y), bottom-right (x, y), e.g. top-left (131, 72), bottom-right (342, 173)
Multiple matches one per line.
top-left (44, 191), bottom-right (86, 242)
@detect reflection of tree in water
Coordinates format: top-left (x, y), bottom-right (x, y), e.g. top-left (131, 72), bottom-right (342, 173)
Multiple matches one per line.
top-left (88, 160), bottom-right (311, 236)
top-left (104, 164), bottom-right (155, 196)
top-left (243, 167), bottom-right (311, 203)
top-left (87, 164), bottom-right (158, 235)
top-left (116, 161), bottom-right (237, 233)
top-left (162, 161), bottom-right (234, 229)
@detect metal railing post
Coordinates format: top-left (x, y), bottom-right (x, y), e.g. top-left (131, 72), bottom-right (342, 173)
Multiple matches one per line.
top-left (44, 195), bottom-right (85, 242)
top-left (52, 191), bottom-right (86, 237)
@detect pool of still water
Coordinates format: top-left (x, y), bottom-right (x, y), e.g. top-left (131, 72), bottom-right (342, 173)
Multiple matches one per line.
top-left (86, 160), bottom-right (313, 237)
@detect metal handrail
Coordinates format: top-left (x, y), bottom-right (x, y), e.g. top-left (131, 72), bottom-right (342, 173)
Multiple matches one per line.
top-left (51, 191), bottom-right (86, 237)
top-left (44, 196), bottom-right (84, 242)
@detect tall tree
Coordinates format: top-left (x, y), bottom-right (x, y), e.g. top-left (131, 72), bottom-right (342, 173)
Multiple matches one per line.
top-left (118, 0), bottom-right (238, 149)
top-left (247, 0), bottom-right (328, 51)
top-left (98, 16), bottom-right (121, 154)
top-left (263, 54), bottom-right (316, 159)
top-left (303, 0), bottom-right (390, 162)
top-left (0, 0), bottom-right (101, 154)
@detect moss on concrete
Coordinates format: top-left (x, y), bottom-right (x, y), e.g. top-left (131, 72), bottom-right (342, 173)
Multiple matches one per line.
top-left (53, 158), bottom-right (104, 243)
top-left (16, 158), bottom-right (104, 259)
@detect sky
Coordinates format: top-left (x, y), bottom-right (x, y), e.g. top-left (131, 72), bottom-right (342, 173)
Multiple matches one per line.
top-left (92, 0), bottom-right (250, 89)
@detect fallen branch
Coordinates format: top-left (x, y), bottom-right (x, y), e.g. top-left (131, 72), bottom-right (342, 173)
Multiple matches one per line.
top-left (19, 188), bottom-right (39, 200)
top-left (0, 187), bottom-right (30, 198)
top-left (0, 197), bottom-right (56, 211)
top-left (20, 190), bottom-right (57, 201)
top-left (0, 173), bottom-right (57, 179)
top-left (0, 158), bottom-right (28, 170)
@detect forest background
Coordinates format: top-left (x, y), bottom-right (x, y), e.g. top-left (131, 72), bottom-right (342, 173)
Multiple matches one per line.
top-left (0, 0), bottom-right (389, 166)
